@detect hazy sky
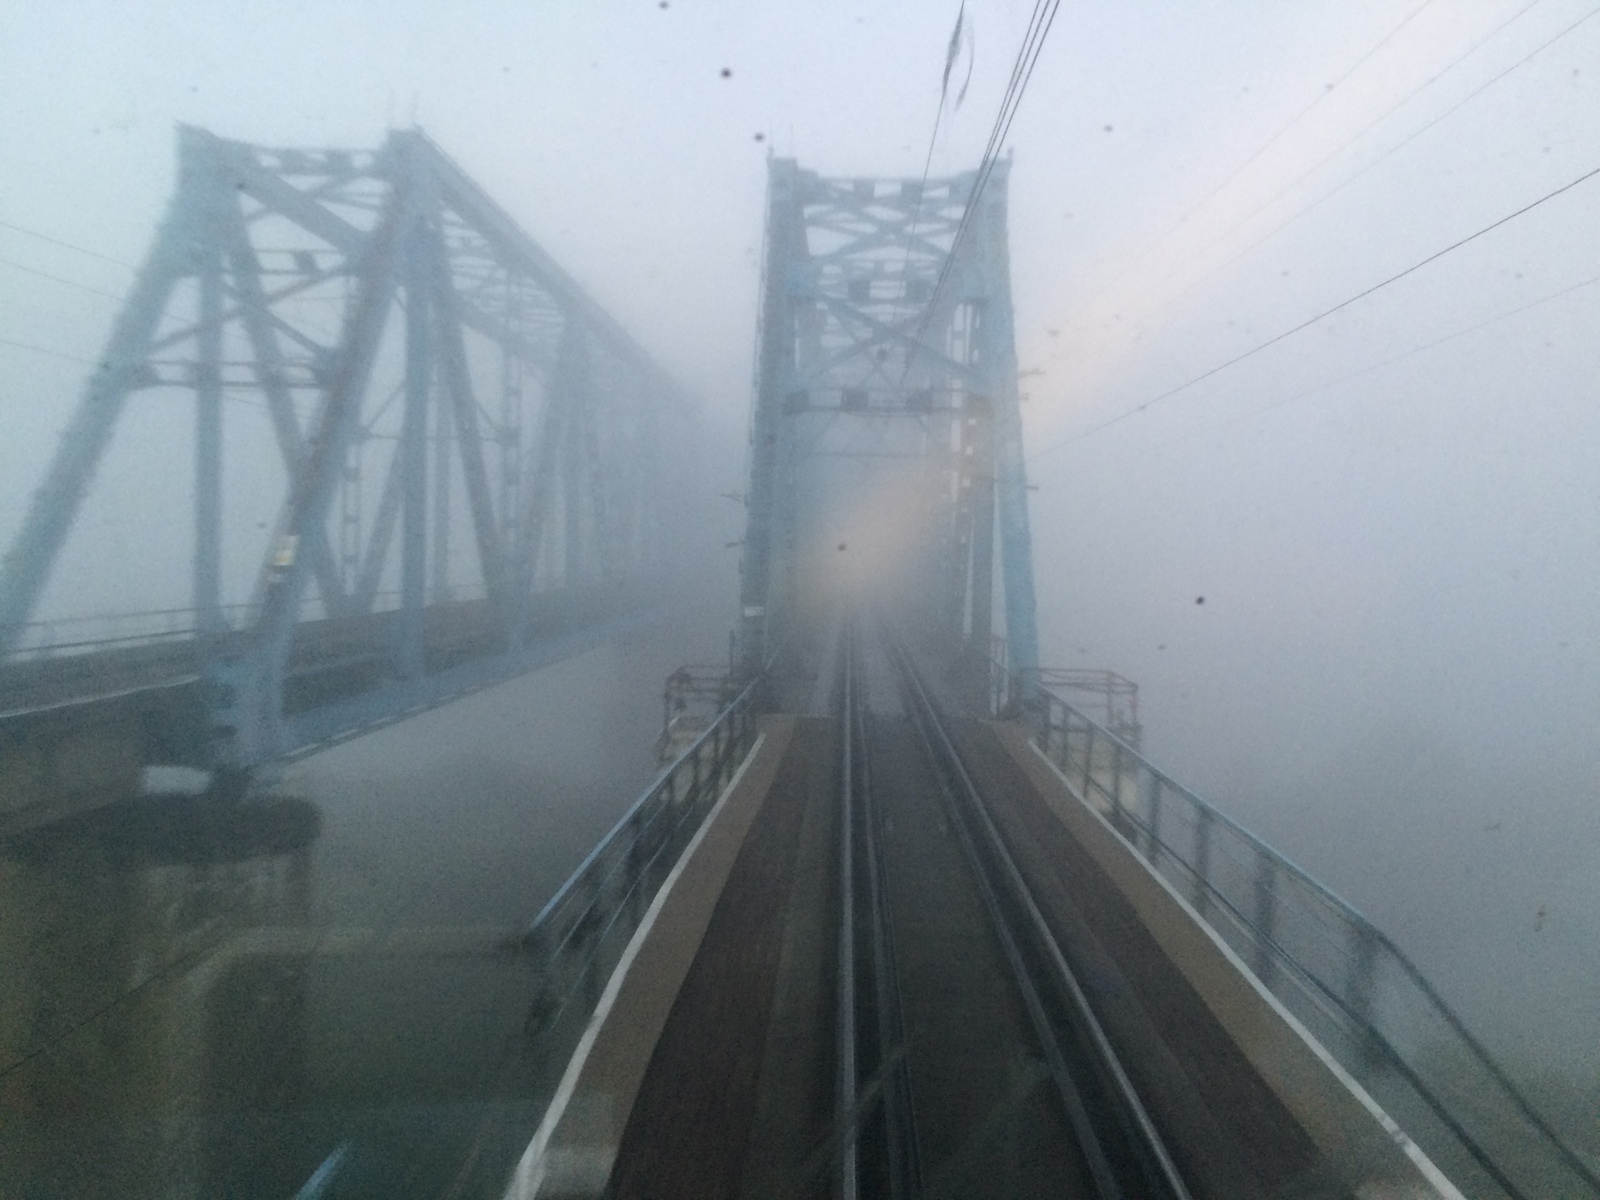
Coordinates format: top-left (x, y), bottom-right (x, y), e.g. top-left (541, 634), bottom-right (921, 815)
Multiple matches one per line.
top-left (3, 0), bottom-right (1597, 1091)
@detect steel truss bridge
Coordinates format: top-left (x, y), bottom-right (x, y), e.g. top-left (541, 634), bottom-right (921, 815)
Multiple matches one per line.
top-left (1, 139), bottom-right (1595, 1200)
top-left (0, 127), bottom-right (698, 817)
top-left (736, 158), bottom-right (1037, 686)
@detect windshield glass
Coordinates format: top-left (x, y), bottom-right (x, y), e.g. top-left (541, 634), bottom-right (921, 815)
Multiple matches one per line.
top-left (2, 3), bottom-right (1595, 1196)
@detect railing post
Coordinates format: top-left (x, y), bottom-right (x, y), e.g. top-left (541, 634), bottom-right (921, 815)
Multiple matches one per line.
top-left (1194, 806), bottom-right (1213, 917)
top-left (1146, 773), bottom-right (1163, 866)
top-left (1109, 739), bottom-right (1126, 828)
top-left (1253, 847), bottom-right (1277, 984)
top-left (627, 811), bottom-right (647, 923)
top-left (1347, 921), bottom-right (1381, 1066)
top-left (1081, 722), bottom-right (1097, 801)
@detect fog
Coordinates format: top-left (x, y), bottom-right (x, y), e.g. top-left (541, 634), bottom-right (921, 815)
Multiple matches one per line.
top-left (2, 0), bottom-right (1596, 1118)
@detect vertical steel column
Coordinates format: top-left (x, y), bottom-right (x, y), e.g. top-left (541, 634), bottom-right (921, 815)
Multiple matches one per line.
top-left (564, 392), bottom-right (586, 586)
top-left (519, 320), bottom-right (581, 599)
top-left (966, 388), bottom-right (996, 652)
top-left (495, 279), bottom-right (522, 589)
top-left (945, 410), bottom-right (973, 639)
top-left (582, 395), bottom-right (612, 581)
top-left (194, 225), bottom-right (226, 635)
top-left (398, 170), bottom-right (435, 681)
top-left (971, 162), bottom-right (1040, 677)
top-left (339, 447), bottom-right (363, 592)
top-left (431, 239), bottom-right (509, 625)
top-left (354, 451), bottom-right (400, 613)
top-left (191, 158), bottom-right (231, 766)
top-left (736, 159), bottom-right (804, 676)
top-left (431, 370), bottom-right (453, 604)
top-left (631, 397), bottom-right (661, 576)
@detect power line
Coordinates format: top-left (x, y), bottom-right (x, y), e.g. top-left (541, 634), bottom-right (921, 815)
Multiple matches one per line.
top-left (1116, 0), bottom-right (1600, 341)
top-left (1032, 161), bottom-right (1600, 458)
top-left (908, 0), bottom-right (1063, 360)
top-left (883, 2), bottom-right (965, 339)
top-left (958, 0), bottom-right (1061, 239)
top-left (0, 254), bottom-right (125, 302)
top-left (0, 335), bottom-right (99, 366)
top-left (1128, 273), bottom-right (1600, 461)
top-left (0, 219), bottom-right (134, 268)
top-left (1078, 0), bottom-right (1442, 316)
top-left (1087, 0), bottom-right (1553, 336)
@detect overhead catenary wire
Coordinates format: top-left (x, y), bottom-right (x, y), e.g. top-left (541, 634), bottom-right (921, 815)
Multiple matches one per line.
top-left (1111, 0), bottom-right (1600, 342)
top-left (951, 0), bottom-right (1062, 251)
top-left (0, 254), bottom-right (126, 302)
top-left (1076, 0), bottom-right (1442, 316)
top-left (904, 0), bottom-right (1063, 367)
top-left (0, 336), bottom-right (99, 366)
top-left (1121, 273), bottom-right (1600, 463)
top-left (882, 2), bottom-right (966, 340)
top-left (1089, 0), bottom-right (1551, 324)
top-left (1032, 160), bottom-right (1600, 458)
top-left (0, 218), bottom-right (134, 268)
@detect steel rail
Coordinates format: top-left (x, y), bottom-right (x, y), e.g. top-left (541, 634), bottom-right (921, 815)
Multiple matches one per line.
top-left (886, 631), bottom-right (1192, 1200)
top-left (839, 617), bottom-right (923, 1200)
top-left (836, 627), bottom-right (860, 1200)
top-left (856, 647), bottom-right (922, 1198)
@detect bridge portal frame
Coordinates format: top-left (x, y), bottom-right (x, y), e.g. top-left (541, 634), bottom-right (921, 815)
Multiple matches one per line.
top-left (736, 158), bottom-right (1039, 681)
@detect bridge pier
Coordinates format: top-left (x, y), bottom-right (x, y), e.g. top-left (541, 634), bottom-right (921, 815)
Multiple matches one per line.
top-left (0, 683), bottom-right (208, 837)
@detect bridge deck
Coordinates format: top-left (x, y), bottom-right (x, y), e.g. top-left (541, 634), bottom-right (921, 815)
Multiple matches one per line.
top-left (518, 695), bottom-right (1452, 1199)
top-left (951, 720), bottom-right (1319, 1197)
top-left (0, 585), bottom-right (651, 836)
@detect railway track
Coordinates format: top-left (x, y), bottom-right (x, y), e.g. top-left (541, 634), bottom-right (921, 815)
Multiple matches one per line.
top-left (836, 618), bottom-right (1191, 1200)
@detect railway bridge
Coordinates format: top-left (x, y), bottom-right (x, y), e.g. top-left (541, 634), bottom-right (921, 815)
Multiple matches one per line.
top-left (0, 127), bottom-right (698, 827)
top-left (0, 136), bottom-right (1593, 1200)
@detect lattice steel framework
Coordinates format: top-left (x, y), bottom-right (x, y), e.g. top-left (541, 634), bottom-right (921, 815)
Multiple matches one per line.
top-left (0, 127), bottom-right (692, 766)
top-left (735, 159), bottom-right (1038, 678)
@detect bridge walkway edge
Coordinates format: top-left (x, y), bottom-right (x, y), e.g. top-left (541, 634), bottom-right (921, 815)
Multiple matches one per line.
top-left (503, 714), bottom-right (798, 1199)
top-left (990, 718), bottom-right (1464, 1199)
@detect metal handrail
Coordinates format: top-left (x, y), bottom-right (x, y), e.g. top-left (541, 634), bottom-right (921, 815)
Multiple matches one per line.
top-left (3, 591), bottom-right (405, 661)
top-left (1018, 682), bottom-right (1599, 1200)
top-left (0, 587), bottom-right (515, 663)
top-left (517, 674), bottom-right (763, 1035)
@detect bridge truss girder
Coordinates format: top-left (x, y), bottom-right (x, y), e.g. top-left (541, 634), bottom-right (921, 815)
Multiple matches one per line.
top-left (736, 159), bottom-right (1038, 680)
top-left (0, 127), bottom-right (692, 766)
